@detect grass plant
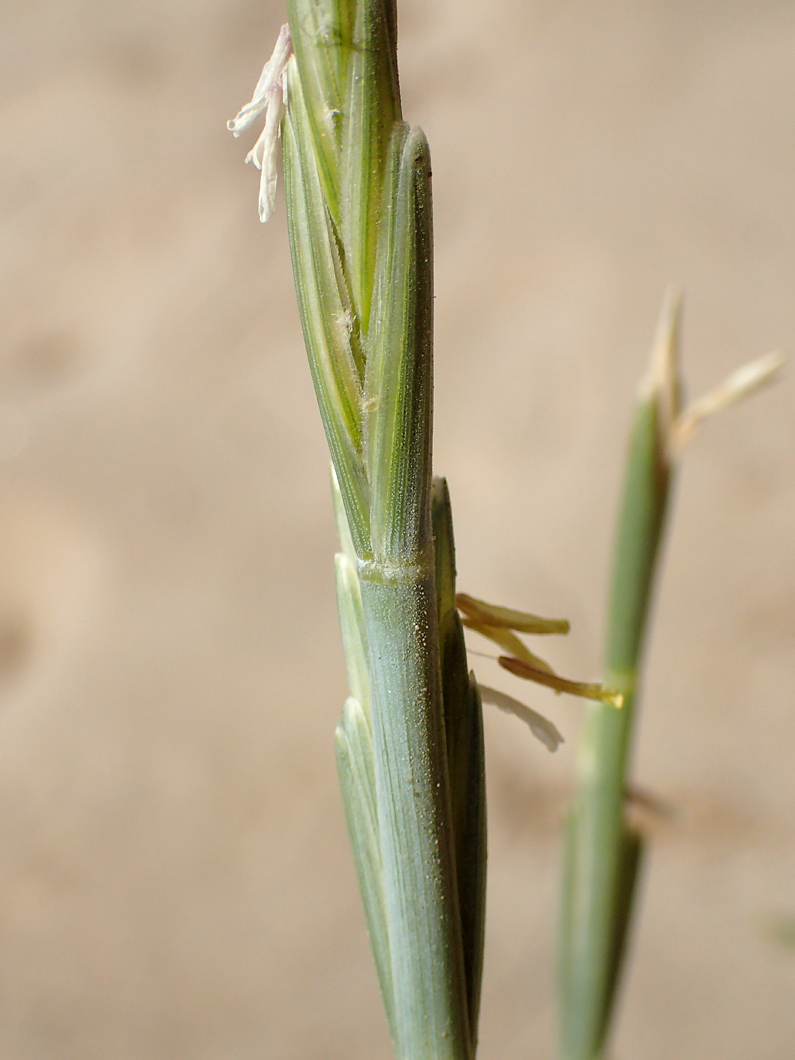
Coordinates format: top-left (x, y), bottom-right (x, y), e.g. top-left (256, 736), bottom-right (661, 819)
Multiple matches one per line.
top-left (559, 293), bottom-right (782, 1060)
top-left (228, 5), bottom-right (784, 1058)
top-left (231, 5), bottom-right (484, 1057)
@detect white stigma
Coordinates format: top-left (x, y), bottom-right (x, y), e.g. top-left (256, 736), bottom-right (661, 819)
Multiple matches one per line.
top-left (228, 24), bottom-right (293, 222)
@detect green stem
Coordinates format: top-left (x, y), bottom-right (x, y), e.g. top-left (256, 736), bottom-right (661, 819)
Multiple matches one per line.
top-left (560, 367), bottom-right (674, 1060)
top-left (359, 560), bottom-right (473, 1060)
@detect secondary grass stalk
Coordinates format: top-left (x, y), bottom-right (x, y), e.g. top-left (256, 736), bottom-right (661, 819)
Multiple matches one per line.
top-left (559, 297), bottom-right (680, 1060)
top-left (557, 294), bottom-right (781, 1060)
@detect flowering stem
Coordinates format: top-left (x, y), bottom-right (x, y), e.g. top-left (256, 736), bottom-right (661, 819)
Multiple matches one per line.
top-left (557, 292), bottom-right (782, 1059)
top-left (279, 3), bottom-right (482, 1056)
top-left (558, 297), bottom-right (678, 1060)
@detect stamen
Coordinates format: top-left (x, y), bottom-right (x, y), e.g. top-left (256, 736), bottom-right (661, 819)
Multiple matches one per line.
top-left (478, 684), bottom-right (564, 752)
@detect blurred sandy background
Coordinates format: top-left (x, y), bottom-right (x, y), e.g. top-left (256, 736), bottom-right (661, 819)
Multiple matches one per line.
top-left (1, 1), bottom-right (794, 1057)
